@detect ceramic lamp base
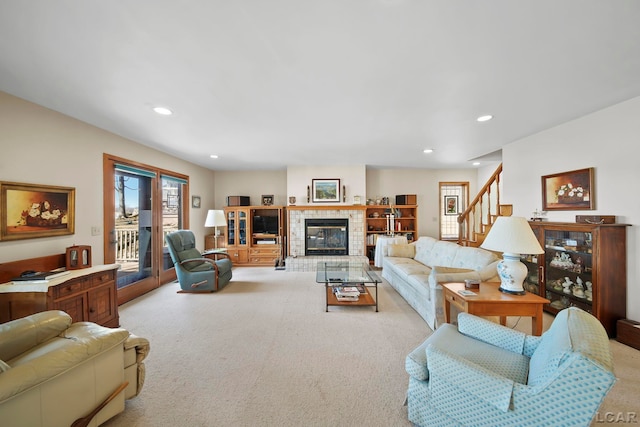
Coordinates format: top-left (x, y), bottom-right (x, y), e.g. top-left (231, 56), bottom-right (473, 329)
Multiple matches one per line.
top-left (496, 253), bottom-right (527, 295)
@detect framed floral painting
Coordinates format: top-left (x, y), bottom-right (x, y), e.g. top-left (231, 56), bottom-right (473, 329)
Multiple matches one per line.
top-left (0, 181), bottom-right (75, 241)
top-left (541, 168), bottom-right (594, 211)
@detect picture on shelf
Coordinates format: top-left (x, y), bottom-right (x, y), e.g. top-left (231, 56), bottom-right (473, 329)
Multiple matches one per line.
top-left (261, 195), bottom-right (274, 206)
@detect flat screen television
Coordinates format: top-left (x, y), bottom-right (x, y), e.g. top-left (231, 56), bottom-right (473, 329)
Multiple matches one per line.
top-left (253, 215), bottom-right (279, 234)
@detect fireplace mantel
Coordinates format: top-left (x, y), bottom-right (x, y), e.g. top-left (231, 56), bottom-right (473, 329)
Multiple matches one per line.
top-left (287, 205), bottom-right (366, 211)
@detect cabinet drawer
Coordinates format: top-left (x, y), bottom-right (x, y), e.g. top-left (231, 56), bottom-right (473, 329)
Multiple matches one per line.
top-left (445, 291), bottom-right (468, 311)
top-left (249, 248), bottom-right (280, 256)
top-left (55, 277), bottom-right (92, 298)
top-left (249, 257), bottom-right (277, 265)
top-left (92, 270), bottom-right (115, 286)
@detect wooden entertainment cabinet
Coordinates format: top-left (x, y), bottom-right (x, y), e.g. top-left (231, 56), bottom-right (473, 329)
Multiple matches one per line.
top-left (223, 205), bottom-right (286, 266)
top-left (0, 254), bottom-right (119, 327)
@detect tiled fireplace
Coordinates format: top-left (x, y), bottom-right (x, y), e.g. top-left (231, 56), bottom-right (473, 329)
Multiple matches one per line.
top-left (286, 206), bottom-right (367, 271)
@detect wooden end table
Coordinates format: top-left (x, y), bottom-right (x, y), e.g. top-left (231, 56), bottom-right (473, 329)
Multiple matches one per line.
top-left (442, 282), bottom-right (550, 336)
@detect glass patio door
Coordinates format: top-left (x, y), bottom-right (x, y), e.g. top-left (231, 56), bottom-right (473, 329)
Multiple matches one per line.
top-left (103, 154), bottom-right (189, 304)
top-left (112, 164), bottom-right (156, 301)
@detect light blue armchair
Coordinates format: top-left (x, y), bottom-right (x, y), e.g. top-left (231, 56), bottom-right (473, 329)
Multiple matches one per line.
top-left (405, 307), bottom-right (616, 426)
top-left (165, 230), bottom-right (232, 292)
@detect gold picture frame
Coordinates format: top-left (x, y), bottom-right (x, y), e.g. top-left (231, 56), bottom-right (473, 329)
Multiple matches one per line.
top-left (0, 181), bottom-right (75, 241)
top-left (542, 167), bottom-right (594, 211)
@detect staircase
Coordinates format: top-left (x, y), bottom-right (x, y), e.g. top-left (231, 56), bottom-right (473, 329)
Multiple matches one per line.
top-left (457, 163), bottom-right (512, 247)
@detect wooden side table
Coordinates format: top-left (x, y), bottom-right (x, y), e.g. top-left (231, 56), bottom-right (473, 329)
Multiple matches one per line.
top-left (442, 282), bottom-right (550, 336)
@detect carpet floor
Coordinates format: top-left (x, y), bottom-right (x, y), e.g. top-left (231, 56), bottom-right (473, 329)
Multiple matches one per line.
top-left (102, 267), bottom-right (640, 427)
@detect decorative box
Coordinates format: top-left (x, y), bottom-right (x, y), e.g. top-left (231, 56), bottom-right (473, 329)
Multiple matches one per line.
top-left (65, 245), bottom-right (92, 270)
top-left (227, 196), bottom-right (250, 206)
top-left (395, 194), bottom-right (417, 205)
top-left (617, 319), bottom-right (640, 351)
top-left (575, 215), bottom-right (615, 224)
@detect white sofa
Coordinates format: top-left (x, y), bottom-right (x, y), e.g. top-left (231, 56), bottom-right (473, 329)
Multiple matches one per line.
top-left (0, 310), bottom-right (149, 427)
top-left (382, 236), bottom-right (500, 330)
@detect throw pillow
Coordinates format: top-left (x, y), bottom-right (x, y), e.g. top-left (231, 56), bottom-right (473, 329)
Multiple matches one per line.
top-left (387, 244), bottom-right (415, 258)
top-left (0, 360), bottom-right (10, 373)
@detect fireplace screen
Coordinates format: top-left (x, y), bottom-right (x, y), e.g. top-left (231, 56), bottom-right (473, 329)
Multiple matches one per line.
top-left (305, 218), bottom-right (348, 256)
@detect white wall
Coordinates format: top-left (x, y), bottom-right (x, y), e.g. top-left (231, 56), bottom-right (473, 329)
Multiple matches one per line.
top-left (213, 170), bottom-right (287, 208)
top-left (286, 165), bottom-right (367, 206)
top-left (502, 96), bottom-right (640, 321)
top-left (367, 168), bottom-right (480, 238)
top-left (0, 91), bottom-right (216, 264)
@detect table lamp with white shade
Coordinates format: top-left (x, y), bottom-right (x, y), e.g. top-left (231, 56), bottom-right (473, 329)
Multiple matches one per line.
top-left (204, 209), bottom-right (226, 249)
top-left (480, 216), bottom-right (544, 295)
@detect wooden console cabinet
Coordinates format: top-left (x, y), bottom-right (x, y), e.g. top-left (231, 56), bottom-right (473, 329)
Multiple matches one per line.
top-left (0, 264), bottom-right (119, 327)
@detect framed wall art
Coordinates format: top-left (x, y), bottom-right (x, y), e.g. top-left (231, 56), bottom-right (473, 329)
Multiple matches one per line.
top-left (0, 181), bottom-right (75, 241)
top-left (191, 195), bottom-right (201, 208)
top-left (542, 167), bottom-right (594, 211)
top-left (312, 179), bottom-right (340, 203)
top-left (444, 195), bottom-right (459, 215)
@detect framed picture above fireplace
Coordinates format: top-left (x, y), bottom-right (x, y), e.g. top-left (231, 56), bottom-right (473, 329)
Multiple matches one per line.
top-left (312, 179), bottom-right (340, 203)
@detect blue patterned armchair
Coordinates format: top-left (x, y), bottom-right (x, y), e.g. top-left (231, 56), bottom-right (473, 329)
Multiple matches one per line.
top-left (405, 307), bottom-right (615, 426)
top-left (165, 230), bottom-right (232, 292)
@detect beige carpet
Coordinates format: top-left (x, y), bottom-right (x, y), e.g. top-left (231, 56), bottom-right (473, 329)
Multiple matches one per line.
top-left (103, 267), bottom-right (640, 427)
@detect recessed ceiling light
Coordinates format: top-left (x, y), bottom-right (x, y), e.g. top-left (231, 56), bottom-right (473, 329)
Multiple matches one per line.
top-left (476, 115), bottom-right (493, 122)
top-left (210, 154), bottom-right (219, 159)
top-left (423, 148), bottom-right (434, 154)
top-left (153, 106), bottom-right (173, 115)
top-left (472, 162), bottom-right (481, 166)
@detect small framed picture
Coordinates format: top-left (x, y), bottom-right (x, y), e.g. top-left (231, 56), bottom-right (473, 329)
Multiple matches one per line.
top-left (444, 195), bottom-right (459, 215)
top-left (191, 195), bottom-right (201, 208)
top-left (261, 195), bottom-right (274, 206)
top-left (312, 179), bottom-right (340, 203)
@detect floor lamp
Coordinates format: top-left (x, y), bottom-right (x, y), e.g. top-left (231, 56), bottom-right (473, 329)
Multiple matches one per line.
top-left (204, 210), bottom-right (226, 249)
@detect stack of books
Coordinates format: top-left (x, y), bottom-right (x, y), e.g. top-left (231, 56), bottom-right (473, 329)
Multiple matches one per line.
top-left (334, 286), bottom-right (360, 301)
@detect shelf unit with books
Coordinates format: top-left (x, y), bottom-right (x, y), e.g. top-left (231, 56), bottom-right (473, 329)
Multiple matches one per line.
top-left (365, 204), bottom-right (417, 264)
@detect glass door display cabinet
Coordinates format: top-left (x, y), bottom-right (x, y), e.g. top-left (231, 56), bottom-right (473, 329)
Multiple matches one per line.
top-left (225, 207), bottom-right (249, 264)
top-left (528, 221), bottom-right (628, 337)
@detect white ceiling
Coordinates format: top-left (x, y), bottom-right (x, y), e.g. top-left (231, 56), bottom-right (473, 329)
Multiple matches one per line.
top-left (1, 1), bottom-right (640, 171)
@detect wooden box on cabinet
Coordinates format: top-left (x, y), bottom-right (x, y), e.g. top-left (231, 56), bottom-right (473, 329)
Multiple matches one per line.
top-left (527, 221), bottom-right (628, 337)
top-left (617, 319), bottom-right (640, 350)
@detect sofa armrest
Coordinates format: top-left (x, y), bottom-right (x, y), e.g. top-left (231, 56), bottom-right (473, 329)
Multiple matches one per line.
top-left (458, 313), bottom-right (526, 354)
top-left (427, 345), bottom-right (515, 413)
top-left (476, 260), bottom-right (501, 281)
top-left (0, 310), bottom-right (72, 361)
top-left (123, 334), bottom-right (150, 398)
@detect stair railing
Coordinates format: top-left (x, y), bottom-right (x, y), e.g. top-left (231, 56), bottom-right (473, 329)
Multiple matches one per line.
top-left (457, 163), bottom-right (503, 246)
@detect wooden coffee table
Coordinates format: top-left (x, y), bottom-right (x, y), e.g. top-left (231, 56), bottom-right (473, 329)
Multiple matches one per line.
top-left (442, 282), bottom-right (550, 335)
